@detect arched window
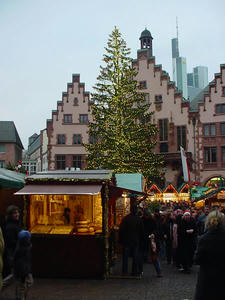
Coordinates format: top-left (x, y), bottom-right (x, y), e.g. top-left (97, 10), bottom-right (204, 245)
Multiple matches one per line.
top-left (74, 97), bottom-right (78, 105)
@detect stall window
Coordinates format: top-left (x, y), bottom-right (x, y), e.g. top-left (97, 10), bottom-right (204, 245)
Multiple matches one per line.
top-left (177, 126), bottom-right (186, 150)
top-left (63, 114), bottom-right (72, 123)
top-left (204, 147), bottom-right (217, 163)
top-left (73, 134), bottom-right (82, 144)
top-left (220, 123), bottom-right (225, 135)
top-left (80, 114), bottom-right (88, 124)
top-left (56, 155), bottom-right (66, 169)
top-left (57, 135), bottom-right (65, 144)
top-left (29, 192), bottom-right (103, 235)
top-left (159, 119), bottom-right (168, 141)
top-left (204, 124), bottom-right (216, 136)
top-left (73, 155), bottom-right (82, 169)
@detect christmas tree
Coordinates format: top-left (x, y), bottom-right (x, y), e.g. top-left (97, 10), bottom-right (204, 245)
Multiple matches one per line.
top-left (85, 27), bottom-right (163, 186)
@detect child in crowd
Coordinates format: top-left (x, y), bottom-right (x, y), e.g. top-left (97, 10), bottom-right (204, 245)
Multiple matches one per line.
top-left (14, 230), bottom-right (33, 300)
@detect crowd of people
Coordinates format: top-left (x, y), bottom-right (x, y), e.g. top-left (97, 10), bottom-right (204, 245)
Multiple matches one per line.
top-left (0, 201), bottom-right (224, 300)
top-left (118, 201), bottom-right (225, 299)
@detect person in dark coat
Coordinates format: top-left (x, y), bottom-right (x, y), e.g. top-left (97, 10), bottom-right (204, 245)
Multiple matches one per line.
top-left (179, 210), bottom-right (197, 273)
top-left (119, 205), bottom-right (144, 276)
top-left (163, 213), bottom-right (174, 264)
top-left (196, 206), bottom-right (210, 236)
top-left (142, 209), bottom-right (157, 262)
top-left (194, 210), bottom-right (225, 300)
top-left (3, 205), bottom-right (22, 283)
top-left (14, 230), bottom-right (33, 300)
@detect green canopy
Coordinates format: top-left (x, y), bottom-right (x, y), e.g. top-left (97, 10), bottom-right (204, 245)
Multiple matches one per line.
top-left (0, 168), bottom-right (25, 189)
top-left (115, 173), bottom-right (143, 193)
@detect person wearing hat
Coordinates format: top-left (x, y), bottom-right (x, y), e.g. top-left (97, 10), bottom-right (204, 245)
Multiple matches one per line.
top-left (179, 210), bottom-right (197, 273)
top-left (14, 230), bottom-right (33, 300)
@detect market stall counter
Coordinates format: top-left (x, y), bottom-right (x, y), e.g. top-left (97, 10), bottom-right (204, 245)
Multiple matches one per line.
top-left (15, 170), bottom-right (117, 278)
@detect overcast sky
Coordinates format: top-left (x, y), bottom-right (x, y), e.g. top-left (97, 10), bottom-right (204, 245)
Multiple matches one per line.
top-left (1, 0), bottom-right (224, 149)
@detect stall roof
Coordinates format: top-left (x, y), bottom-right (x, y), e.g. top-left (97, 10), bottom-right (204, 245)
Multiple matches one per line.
top-left (26, 170), bottom-right (114, 182)
top-left (115, 173), bottom-right (143, 193)
top-left (0, 168), bottom-right (26, 189)
top-left (14, 184), bottom-right (102, 195)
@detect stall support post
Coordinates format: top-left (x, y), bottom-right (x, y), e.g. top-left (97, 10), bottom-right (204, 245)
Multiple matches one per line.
top-left (102, 184), bottom-right (109, 279)
top-left (23, 195), bottom-right (30, 230)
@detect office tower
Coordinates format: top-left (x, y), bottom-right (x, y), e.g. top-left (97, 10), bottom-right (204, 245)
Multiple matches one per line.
top-left (171, 39), bottom-right (188, 100)
top-left (193, 66), bottom-right (208, 89)
top-left (176, 57), bottom-right (188, 100)
top-left (187, 73), bottom-right (194, 87)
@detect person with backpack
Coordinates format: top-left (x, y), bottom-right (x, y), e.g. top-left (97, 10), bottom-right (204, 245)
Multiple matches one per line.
top-left (14, 230), bottom-right (33, 300)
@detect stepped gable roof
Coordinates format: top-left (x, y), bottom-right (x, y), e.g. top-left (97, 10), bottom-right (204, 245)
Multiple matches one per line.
top-left (140, 28), bottom-right (153, 39)
top-left (0, 121), bottom-right (23, 149)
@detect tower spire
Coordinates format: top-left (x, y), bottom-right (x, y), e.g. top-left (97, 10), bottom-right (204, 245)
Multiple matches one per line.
top-left (176, 16), bottom-right (179, 40)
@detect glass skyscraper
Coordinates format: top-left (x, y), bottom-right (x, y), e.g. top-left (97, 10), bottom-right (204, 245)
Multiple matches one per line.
top-left (171, 38), bottom-right (188, 100)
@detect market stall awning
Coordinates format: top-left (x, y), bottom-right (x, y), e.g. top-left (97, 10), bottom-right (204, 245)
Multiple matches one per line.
top-left (14, 184), bottom-right (102, 195)
top-left (0, 168), bottom-right (25, 189)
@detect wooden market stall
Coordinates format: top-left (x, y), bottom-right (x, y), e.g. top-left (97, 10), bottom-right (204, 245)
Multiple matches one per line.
top-left (146, 184), bottom-right (162, 202)
top-left (15, 170), bottom-right (121, 279)
top-left (193, 186), bottom-right (225, 208)
top-left (146, 183), bottom-right (191, 204)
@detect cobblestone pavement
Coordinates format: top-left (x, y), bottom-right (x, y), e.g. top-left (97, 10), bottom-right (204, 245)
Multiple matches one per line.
top-left (1, 260), bottom-right (198, 300)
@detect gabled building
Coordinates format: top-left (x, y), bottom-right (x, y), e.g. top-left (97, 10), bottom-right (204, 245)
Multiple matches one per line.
top-left (45, 29), bottom-right (225, 189)
top-left (23, 129), bottom-right (48, 174)
top-left (190, 64), bottom-right (225, 187)
top-left (0, 121), bottom-right (24, 168)
top-left (47, 74), bottom-right (92, 170)
top-left (133, 29), bottom-right (192, 187)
